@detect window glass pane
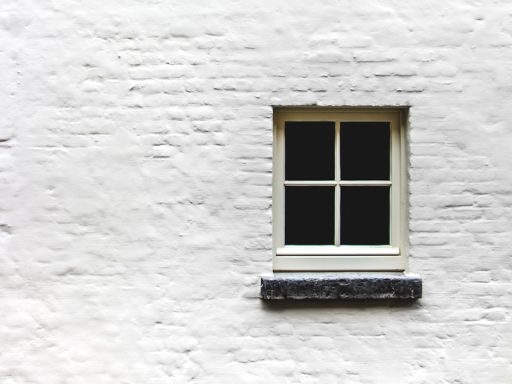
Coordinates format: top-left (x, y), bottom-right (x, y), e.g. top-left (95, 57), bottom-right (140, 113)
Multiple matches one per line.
top-left (285, 187), bottom-right (334, 245)
top-left (285, 121), bottom-right (334, 180)
top-left (340, 186), bottom-right (390, 245)
top-left (340, 122), bottom-right (390, 180)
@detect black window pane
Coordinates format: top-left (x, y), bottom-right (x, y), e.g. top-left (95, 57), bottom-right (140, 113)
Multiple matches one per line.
top-left (285, 122), bottom-right (334, 180)
top-left (285, 187), bottom-right (334, 245)
top-left (340, 187), bottom-right (390, 245)
top-left (340, 122), bottom-right (390, 180)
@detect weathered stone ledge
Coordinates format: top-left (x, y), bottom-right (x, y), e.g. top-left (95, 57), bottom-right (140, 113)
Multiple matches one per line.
top-left (260, 272), bottom-right (422, 300)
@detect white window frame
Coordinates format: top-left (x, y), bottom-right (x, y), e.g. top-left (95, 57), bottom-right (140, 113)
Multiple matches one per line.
top-left (273, 107), bottom-right (408, 271)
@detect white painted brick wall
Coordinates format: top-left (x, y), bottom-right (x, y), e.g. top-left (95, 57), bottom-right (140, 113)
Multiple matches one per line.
top-left (1, 1), bottom-right (512, 382)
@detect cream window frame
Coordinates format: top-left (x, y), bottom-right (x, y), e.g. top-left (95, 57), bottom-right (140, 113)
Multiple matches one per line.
top-left (273, 107), bottom-right (408, 271)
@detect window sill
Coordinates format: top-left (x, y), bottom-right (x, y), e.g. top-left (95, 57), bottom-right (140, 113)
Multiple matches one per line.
top-left (260, 272), bottom-right (422, 300)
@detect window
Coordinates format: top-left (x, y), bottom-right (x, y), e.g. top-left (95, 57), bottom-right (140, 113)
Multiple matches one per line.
top-left (273, 108), bottom-right (407, 271)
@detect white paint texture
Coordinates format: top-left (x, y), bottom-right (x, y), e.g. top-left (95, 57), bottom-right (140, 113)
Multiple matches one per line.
top-left (1, 1), bottom-right (512, 383)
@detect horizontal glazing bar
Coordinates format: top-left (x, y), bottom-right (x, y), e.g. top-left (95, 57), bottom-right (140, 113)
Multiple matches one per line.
top-left (340, 180), bottom-right (391, 186)
top-left (284, 180), bottom-right (391, 186)
top-left (284, 180), bottom-right (337, 186)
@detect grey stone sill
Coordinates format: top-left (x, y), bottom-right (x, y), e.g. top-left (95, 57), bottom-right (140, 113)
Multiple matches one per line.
top-left (260, 272), bottom-right (422, 300)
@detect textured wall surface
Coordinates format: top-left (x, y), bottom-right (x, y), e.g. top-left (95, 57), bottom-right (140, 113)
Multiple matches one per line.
top-left (1, 0), bottom-right (512, 383)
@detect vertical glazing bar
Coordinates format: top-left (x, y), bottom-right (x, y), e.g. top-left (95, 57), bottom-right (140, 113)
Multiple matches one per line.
top-left (334, 121), bottom-right (341, 246)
